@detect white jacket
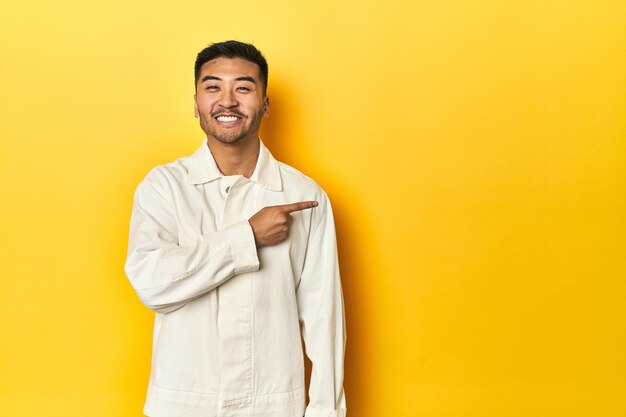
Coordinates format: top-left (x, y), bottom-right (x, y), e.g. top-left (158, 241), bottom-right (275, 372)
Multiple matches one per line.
top-left (124, 138), bottom-right (347, 417)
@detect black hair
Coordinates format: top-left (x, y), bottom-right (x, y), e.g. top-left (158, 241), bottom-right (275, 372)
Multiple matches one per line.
top-left (194, 40), bottom-right (269, 95)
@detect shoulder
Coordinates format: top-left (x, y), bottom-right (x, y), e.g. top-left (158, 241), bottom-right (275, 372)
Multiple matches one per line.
top-left (276, 162), bottom-right (334, 230)
top-left (134, 155), bottom-right (192, 201)
top-left (278, 161), bottom-right (328, 201)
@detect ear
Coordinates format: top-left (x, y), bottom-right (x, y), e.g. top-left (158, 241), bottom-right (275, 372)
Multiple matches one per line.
top-left (193, 95), bottom-right (199, 118)
top-left (263, 96), bottom-right (270, 117)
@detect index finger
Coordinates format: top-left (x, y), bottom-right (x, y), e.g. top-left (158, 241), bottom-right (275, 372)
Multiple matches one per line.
top-left (280, 200), bottom-right (319, 213)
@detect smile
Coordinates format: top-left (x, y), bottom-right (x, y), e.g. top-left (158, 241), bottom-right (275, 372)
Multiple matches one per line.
top-left (215, 115), bottom-right (242, 122)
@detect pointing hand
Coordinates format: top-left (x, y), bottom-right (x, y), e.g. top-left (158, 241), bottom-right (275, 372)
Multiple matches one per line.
top-left (248, 201), bottom-right (318, 247)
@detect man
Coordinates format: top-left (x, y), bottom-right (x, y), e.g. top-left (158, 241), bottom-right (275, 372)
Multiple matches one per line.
top-left (124, 40), bottom-right (347, 417)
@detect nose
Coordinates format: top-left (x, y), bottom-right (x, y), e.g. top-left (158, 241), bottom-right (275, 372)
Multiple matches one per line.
top-left (218, 88), bottom-right (237, 108)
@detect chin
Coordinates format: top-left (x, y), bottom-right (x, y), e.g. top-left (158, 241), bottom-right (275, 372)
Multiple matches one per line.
top-left (217, 138), bottom-right (243, 145)
top-left (212, 133), bottom-right (248, 145)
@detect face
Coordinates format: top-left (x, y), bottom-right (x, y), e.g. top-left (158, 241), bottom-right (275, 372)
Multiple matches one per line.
top-left (194, 57), bottom-right (269, 145)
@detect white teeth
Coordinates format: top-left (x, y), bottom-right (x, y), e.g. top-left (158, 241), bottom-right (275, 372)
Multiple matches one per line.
top-left (216, 116), bottom-right (239, 122)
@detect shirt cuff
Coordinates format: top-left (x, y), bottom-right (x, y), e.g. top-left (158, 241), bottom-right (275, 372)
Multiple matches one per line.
top-left (304, 406), bottom-right (347, 417)
top-left (225, 219), bottom-right (260, 274)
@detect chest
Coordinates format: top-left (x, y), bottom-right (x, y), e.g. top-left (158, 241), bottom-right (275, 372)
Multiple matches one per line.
top-left (170, 178), bottom-right (312, 278)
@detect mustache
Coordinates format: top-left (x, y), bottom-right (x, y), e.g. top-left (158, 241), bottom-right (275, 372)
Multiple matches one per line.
top-left (212, 109), bottom-right (246, 118)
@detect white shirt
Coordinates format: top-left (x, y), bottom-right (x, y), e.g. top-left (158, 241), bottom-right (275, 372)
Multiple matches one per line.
top-left (124, 138), bottom-right (347, 417)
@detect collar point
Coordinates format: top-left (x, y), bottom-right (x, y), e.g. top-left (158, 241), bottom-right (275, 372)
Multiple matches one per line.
top-left (262, 182), bottom-right (283, 192)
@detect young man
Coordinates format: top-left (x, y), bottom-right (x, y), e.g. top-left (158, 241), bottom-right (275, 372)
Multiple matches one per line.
top-left (124, 40), bottom-right (347, 417)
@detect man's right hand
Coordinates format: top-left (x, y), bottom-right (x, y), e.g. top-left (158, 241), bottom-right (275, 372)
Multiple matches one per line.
top-left (248, 201), bottom-right (318, 247)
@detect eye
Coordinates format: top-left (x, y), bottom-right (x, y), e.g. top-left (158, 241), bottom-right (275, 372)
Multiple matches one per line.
top-left (206, 85), bottom-right (219, 91)
top-left (237, 86), bottom-right (251, 92)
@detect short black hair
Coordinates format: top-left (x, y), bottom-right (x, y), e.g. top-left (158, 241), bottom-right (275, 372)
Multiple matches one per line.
top-left (194, 40), bottom-right (269, 95)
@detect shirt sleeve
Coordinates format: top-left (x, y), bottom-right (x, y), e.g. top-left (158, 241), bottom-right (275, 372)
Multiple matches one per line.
top-left (296, 192), bottom-right (347, 417)
top-left (124, 175), bottom-right (260, 314)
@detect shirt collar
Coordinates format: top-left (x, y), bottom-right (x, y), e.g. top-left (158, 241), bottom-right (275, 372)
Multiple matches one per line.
top-left (186, 138), bottom-right (283, 191)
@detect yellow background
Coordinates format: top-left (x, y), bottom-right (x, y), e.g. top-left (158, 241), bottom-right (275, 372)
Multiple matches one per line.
top-left (1, 1), bottom-right (624, 416)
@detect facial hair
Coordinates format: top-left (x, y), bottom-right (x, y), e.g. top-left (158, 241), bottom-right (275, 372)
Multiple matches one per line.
top-left (199, 109), bottom-right (263, 145)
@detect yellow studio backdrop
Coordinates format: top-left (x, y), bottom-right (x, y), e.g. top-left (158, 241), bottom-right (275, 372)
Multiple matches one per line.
top-left (0, 1), bottom-right (624, 416)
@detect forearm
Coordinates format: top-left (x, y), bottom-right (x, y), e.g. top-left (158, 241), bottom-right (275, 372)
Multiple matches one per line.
top-left (125, 219), bottom-right (259, 313)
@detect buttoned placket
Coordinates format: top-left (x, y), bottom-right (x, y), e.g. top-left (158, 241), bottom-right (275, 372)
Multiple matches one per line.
top-left (216, 175), bottom-right (257, 416)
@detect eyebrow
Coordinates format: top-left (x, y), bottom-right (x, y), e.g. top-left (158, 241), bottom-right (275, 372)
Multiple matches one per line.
top-left (201, 75), bottom-right (257, 83)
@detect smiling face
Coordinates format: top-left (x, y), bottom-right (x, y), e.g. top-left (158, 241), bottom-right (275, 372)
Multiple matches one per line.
top-left (194, 57), bottom-right (269, 145)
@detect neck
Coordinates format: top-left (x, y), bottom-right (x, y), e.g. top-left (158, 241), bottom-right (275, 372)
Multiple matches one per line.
top-left (206, 135), bottom-right (260, 178)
